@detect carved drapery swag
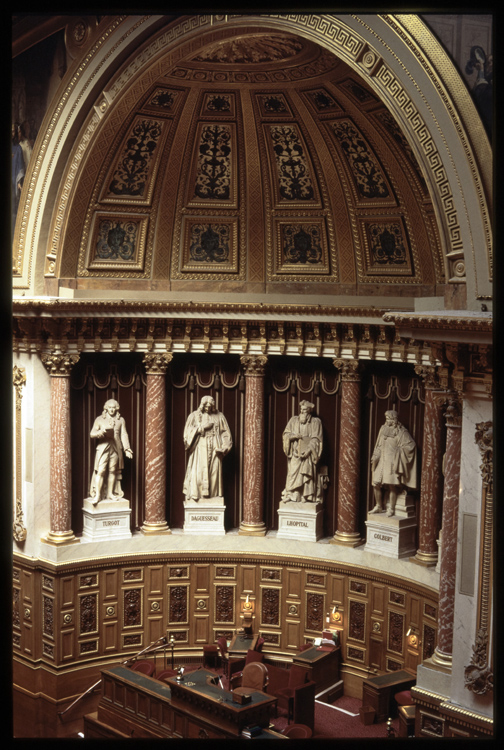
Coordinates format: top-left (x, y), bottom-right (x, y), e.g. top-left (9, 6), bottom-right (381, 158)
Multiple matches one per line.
top-left (464, 420), bottom-right (493, 695)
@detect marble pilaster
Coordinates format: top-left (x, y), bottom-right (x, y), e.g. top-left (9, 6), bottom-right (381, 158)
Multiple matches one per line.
top-left (142, 353), bottom-right (172, 534)
top-left (239, 355), bottom-right (268, 536)
top-left (432, 396), bottom-right (461, 669)
top-left (331, 359), bottom-right (362, 547)
top-left (41, 352), bottom-right (80, 545)
top-left (411, 366), bottom-right (445, 566)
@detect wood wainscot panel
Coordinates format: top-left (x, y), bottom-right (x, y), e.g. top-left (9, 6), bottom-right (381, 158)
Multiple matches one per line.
top-left (60, 576), bottom-right (74, 608)
top-left (103, 620), bottom-right (118, 652)
top-left (286, 620), bottom-right (300, 649)
top-left (103, 569), bottom-right (118, 600)
top-left (147, 565), bottom-right (164, 595)
top-left (194, 615), bottom-right (210, 643)
top-left (147, 615), bottom-right (164, 643)
top-left (305, 590), bottom-right (325, 633)
top-left (329, 574), bottom-right (345, 603)
top-left (369, 636), bottom-right (383, 672)
top-left (195, 565), bottom-right (210, 593)
top-left (286, 568), bottom-right (302, 598)
top-left (241, 564), bottom-right (256, 592)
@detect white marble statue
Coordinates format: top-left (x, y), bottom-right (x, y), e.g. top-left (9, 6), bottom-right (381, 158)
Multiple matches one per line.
top-left (370, 409), bottom-right (417, 517)
top-left (281, 400), bottom-right (324, 503)
top-left (183, 395), bottom-right (232, 502)
top-left (89, 399), bottom-right (133, 504)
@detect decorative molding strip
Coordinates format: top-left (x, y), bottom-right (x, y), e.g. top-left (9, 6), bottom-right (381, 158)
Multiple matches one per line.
top-left (13, 366), bottom-right (27, 543)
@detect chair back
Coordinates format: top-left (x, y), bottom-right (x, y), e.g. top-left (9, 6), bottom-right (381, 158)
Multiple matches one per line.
top-left (288, 664), bottom-right (308, 688)
top-left (216, 636), bottom-right (228, 656)
top-left (131, 660), bottom-right (155, 676)
top-left (254, 636), bottom-right (265, 652)
top-left (241, 662), bottom-right (268, 691)
top-left (282, 724), bottom-right (313, 739)
top-left (245, 649), bottom-right (264, 666)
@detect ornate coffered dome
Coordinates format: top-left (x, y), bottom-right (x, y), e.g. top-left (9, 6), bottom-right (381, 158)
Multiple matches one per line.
top-left (38, 20), bottom-right (455, 302)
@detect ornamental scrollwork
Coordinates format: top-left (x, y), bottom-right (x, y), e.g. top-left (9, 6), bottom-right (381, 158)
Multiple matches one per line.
top-left (465, 628), bottom-right (493, 695)
top-left (475, 421), bottom-right (492, 491)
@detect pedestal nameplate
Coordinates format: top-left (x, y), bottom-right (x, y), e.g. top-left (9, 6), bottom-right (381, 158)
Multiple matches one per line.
top-left (184, 497), bottom-right (226, 535)
top-left (82, 498), bottom-right (132, 541)
top-left (277, 501), bottom-right (323, 542)
top-left (364, 512), bottom-right (417, 559)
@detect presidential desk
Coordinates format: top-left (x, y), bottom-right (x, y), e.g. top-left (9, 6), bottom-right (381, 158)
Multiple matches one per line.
top-left (84, 665), bottom-right (283, 740)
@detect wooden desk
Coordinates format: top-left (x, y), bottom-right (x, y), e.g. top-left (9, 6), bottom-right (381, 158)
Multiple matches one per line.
top-left (292, 645), bottom-right (340, 692)
top-left (362, 670), bottom-right (416, 723)
top-left (84, 665), bottom-right (277, 740)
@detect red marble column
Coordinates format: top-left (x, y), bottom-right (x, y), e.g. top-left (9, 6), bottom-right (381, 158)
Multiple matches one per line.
top-left (331, 359), bottom-right (363, 547)
top-left (142, 353), bottom-right (172, 534)
top-left (42, 352), bottom-right (80, 545)
top-left (432, 396), bottom-right (462, 668)
top-left (412, 366), bottom-right (445, 566)
top-left (239, 355), bottom-right (268, 536)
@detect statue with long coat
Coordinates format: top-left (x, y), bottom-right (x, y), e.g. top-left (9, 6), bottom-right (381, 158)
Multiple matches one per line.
top-left (370, 409), bottom-right (417, 516)
top-left (183, 395), bottom-right (232, 501)
top-left (281, 401), bottom-right (323, 503)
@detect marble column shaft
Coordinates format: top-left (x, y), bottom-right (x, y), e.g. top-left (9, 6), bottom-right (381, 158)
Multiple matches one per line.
top-left (143, 354), bottom-right (172, 534)
top-left (239, 355), bottom-right (267, 536)
top-left (42, 352), bottom-right (79, 544)
top-left (332, 360), bottom-right (362, 547)
top-left (414, 381), bottom-right (445, 565)
top-left (434, 398), bottom-right (462, 665)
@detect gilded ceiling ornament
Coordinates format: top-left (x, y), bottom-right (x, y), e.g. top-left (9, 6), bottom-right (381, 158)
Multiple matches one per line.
top-left (270, 125), bottom-right (314, 201)
top-left (41, 352), bottom-right (80, 377)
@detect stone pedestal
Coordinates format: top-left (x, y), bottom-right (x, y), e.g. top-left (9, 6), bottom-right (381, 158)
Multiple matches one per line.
top-left (184, 498), bottom-right (226, 536)
top-left (364, 503), bottom-right (417, 559)
top-left (277, 501), bottom-right (323, 542)
top-left (82, 498), bottom-right (132, 541)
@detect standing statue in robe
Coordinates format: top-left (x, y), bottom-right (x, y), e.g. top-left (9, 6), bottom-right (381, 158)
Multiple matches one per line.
top-left (281, 401), bottom-right (324, 503)
top-left (89, 399), bottom-right (133, 504)
top-left (370, 409), bottom-right (417, 517)
top-left (183, 395), bottom-right (232, 502)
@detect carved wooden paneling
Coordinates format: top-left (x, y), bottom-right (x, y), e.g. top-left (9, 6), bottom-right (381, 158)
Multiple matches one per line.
top-left (388, 610), bottom-right (404, 654)
top-left (215, 585), bottom-right (234, 623)
top-left (261, 587), bottom-right (280, 627)
top-left (147, 616), bottom-right (164, 643)
top-left (423, 624), bottom-right (436, 659)
top-left (261, 567), bottom-right (281, 582)
top-left (170, 566), bottom-right (189, 579)
top-left (387, 657), bottom-right (403, 671)
top-left (286, 568), bottom-right (302, 598)
top-left (409, 595), bottom-right (421, 627)
top-left (215, 565), bottom-right (236, 579)
top-left (348, 599), bottom-right (366, 642)
top-left (80, 593), bottom-right (98, 634)
top-left (260, 631), bottom-right (280, 647)
top-left (305, 591), bottom-right (324, 632)
top-left (80, 573), bottom-right (98, 588)
top-left (169, 585), bottom-right (188, 625)
top-left (349, 578), bottom-right (367, 596)
top-left (347, 645), bottom-right (365, 662)
top-left (43, 595), bottom-right (54, 638)
top-left (124, 568), bottom-right (143, 583)
top-left (124, 589), bottom-right (143, 628)
top-left (306, 571), bottom-right (325, 588)
top-left (389, 589), bottom-right (405, 607)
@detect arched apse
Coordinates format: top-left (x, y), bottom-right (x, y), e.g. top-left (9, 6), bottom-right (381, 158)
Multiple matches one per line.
top-left (12, 13), bottom-right (491, 310)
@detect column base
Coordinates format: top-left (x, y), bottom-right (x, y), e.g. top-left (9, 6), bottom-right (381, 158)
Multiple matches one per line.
top-left (141, 521), bottom-right (171, 535)
top-left (409, 550), bottom-right (438, 567)
top-left (42, 530), bottom-right (80, 546)
top-left (431, 647), bottom-right (453, 670)
top-left (238, 522), bottom-right (267, 536)
top-left (330, 530), bottom-right (363, 547)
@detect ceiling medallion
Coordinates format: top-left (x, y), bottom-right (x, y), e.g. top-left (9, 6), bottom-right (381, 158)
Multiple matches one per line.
top-left (191, 34), bottom-right (304, 65)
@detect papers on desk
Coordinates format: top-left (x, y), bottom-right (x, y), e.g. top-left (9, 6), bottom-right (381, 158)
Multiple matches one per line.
top-left (242, 725), bottom-right (262, 737)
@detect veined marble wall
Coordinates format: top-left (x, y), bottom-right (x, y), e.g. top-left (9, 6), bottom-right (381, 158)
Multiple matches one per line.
top-left (452, 382), bottom-right (492, 717)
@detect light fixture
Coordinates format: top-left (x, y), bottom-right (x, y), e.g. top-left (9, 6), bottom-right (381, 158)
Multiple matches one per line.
top-left (330, 605), bottom-right (342, 625)
top-left (406, 625), bottom-right (419, 647)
